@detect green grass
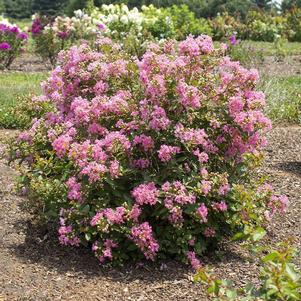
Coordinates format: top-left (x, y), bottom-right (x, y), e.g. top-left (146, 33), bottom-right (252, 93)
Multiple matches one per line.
top-left (0, 72), bottom-right (48, 128)
top-left (240, 41), bottom-right (301, 56)
top-left (260, 75), bottom-right (301, 124)
top-left (214, 40), bottom-right (301, 56)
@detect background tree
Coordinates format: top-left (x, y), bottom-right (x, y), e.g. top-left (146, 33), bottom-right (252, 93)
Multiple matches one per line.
top-left (3, 0), bottom-right (33, 19)
top-left (31, 0), bottom-right (68, 16)
top-left (254, 0), bottom-right (273, 10)
top-left (0, 0), bottom-right (5, 14)
top-left (282, 0), bottom-right (301, 11)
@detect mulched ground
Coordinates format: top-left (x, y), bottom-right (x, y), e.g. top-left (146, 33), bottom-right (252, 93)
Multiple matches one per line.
top-left (0, 126), bottom-right (300, 301)
top-left (5, 52), bottom-right (301, 76)
top-left (9, 53), bottom-right (50, 72)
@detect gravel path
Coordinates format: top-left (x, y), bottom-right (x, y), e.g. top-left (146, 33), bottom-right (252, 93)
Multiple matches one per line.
top-left (0, 127), bottom-right (300, 301)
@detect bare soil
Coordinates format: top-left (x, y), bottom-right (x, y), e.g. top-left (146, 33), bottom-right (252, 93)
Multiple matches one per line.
top-left (9, 53), bottom-right (50, 72)
top-left (259, 55), bottom-right (301, 77)
top-left (0, 126), bottom-right (300, 301)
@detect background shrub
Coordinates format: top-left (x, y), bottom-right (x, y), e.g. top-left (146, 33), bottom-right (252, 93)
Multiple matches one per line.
top-left (0, 20), bottom-right (28, 69)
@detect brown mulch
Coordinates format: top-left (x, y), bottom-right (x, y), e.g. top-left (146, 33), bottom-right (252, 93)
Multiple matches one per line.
top-left (0, 126), bottom-right (300, 301)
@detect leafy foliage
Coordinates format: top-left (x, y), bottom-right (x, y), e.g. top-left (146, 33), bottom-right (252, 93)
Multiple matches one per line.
top-left (195, 239), bottom-right (301, 300)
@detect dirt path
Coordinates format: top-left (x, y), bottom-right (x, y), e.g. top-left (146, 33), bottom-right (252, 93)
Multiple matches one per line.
top-left (0, 127), bottom-right (300, 301)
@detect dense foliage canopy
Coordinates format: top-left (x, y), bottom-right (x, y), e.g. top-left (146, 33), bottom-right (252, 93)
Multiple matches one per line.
top-left (0, 0), bottom-right (288, 19)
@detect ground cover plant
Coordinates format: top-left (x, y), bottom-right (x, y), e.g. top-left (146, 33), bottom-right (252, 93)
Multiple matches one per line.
top-left (8, 35), bottom-right (288, 268)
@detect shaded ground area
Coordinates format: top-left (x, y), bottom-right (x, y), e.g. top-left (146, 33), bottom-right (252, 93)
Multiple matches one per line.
top-left (0, 127), bottom-right (300, 301)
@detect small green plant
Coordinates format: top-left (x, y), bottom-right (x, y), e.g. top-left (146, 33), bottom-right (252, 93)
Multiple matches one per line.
top-left (195, 238), bottom-right (301, 301)
top-left (227, 40), bottom-right (264, 68)
top-left (274, 37), bottom-right (287, 62)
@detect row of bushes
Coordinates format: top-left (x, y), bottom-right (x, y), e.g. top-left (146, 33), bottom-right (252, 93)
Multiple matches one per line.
top-left (29, 5), bottom-right (301, 67)
top-left (3, 4), bottom-right (301, 69)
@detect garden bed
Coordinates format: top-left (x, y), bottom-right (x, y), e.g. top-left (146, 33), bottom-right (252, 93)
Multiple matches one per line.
top-left (0, 126), bottom-right (300, 301)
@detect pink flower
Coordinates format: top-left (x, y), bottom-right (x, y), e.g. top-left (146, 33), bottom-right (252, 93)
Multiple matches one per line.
top-left (201, 180), bottom-right (212, 195)
top-left (0, 42), bottom-right (10, 50)
top-left (66, 177), bottom-right (82, 201)
top-left (187, 251), bottom-right (201, 270)
top-left (52, 134), bottom-right (73, 158)
top-left (90, 211), bottom-right (104, 226)
top-left (58, 224), bottom-right (80, 246)
top-left (131, 182), bottom-right (159, 206)
top-left (176, 80), bottom-right (201, 109)
top-left (197, 203), bottom-right (208, 223)
top-left (193, 149), bottom-right (209, 163)
top-left (132, 158), bottom-right (150, 169)
top-left (204, 227), bottom-right (216, 237)
top-left (133, 134), bottom-right (154, 152)
top-left (109, 160), bottom-right (120, 178)
top-left (129, 204), bottom-right (141, 222)
top-left (149, 106), bottom-right (170, 131)
top-left (103, 207), bottom-right (126, 224)
top-left (70, 97), bottom-right (91, 124)
top-left (158, 145), bottom-right (180, 162)
top-left (212, 201), bottom-right (227, 212)
top-left (130, 222), bottom-right (159, 260)
top-left (80, 162), bottom-right (107, 183)
top-left (218, 184), bottom-right (230, 196)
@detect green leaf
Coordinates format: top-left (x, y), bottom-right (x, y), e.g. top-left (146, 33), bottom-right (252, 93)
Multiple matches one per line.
top-left (80, 204), bottom-right (90, 214)
top-left (285, 263), bottom-right (301, 282)
top-left (194, 242), bottom-right (202, 255)
top-left (85, 232), bottom-right (91, 241)
top-left (232, 231), bottom-right (249, 241)
top-left (252, 227), bottom-right (266, 242)
top-left (244, 283), bottom-right (255, 294)
top-left (226, 289), bottom-right (237, 300)
top-left (262, 251), bottom-right (279, 263)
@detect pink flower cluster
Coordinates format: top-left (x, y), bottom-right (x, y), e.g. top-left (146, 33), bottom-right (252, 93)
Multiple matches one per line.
top-left (130, 222), bottom-right (159, 260)
top-left (92, 239), bottom-right (118, 263)
top-left (158, 145), bottom-right (181, 162)
top-left (131, 182), bottom-right (159, 206)
top-left (58, 214), bottom-right (80, 246)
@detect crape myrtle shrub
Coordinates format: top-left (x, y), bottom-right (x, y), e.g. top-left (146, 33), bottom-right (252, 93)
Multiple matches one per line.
top-left (0, 21), bottom-right (28, 69)
top-left (30, 12), bottom-right (99, 66)
top-left (9, 36), bottom-right (288, 267)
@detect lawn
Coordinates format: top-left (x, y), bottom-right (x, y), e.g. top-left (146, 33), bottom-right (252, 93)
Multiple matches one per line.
top-left (261, 75), bottom-right (301, 124)
top-left (0, 72), bottom-right (47, 128)
top-left (243, 40), bottom-right (301, 56)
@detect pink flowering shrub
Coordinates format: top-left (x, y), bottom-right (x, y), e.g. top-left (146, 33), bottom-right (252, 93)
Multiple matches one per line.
top-left (9, 36), bottom-right (287, 267)
top-left (0, 22), bottom-right (28, 69)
